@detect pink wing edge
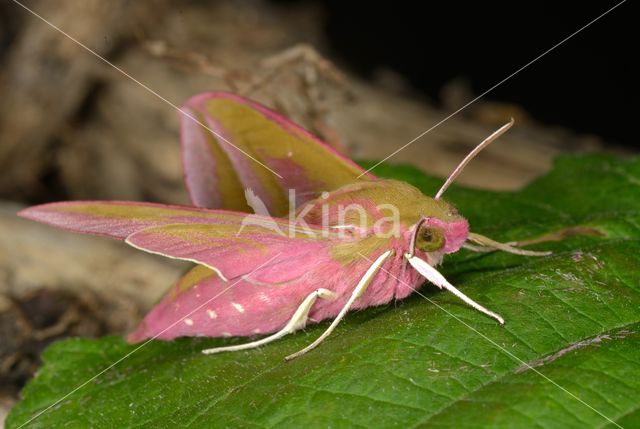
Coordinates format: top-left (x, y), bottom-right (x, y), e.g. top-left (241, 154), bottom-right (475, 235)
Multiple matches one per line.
top-left (179, 91), bottom-right (376, 207)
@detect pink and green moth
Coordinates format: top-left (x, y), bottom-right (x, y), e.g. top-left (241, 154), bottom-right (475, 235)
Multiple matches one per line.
top-left (19, 92), bottom-right (550, 360)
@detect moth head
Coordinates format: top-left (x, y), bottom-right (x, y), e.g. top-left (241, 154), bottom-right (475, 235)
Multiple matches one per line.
top-left (411, 216), bottom-right (469, 256)
top-left (409, 119), bottom-right (513, 258)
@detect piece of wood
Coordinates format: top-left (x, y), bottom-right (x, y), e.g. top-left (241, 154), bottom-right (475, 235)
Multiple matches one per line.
top-left (0, 0), bottom-right (159, 200)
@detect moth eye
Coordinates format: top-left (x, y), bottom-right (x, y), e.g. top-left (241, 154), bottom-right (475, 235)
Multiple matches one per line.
top-left (416, 227), bottom-right (445, 252)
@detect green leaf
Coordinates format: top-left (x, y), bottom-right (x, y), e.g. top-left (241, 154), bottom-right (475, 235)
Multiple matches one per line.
top-left (8, 155), bottom-right (640, 429)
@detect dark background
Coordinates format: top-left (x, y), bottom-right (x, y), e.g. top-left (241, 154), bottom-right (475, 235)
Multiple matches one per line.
top-left (0, 0), bottom-right (636, 148)
top-left (317, 0), bottom-right (635, 147)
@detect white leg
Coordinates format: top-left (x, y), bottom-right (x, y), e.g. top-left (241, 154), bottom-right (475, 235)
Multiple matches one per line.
top-left (202, 288), bottom-right (336, 355)
top-left (405, 254), bottom-right (505, 324)
top-left (467, 232), bottom-right (552, 256)
top-left (285, 250), bottom-right (393, 361)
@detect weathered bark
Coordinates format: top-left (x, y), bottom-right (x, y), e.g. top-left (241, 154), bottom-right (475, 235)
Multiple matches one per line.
top-left (0, 0), bottom-right (160, 200)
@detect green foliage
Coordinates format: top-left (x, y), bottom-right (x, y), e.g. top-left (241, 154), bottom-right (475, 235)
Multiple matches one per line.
top-left (8, 155), bottom-right (640, 428)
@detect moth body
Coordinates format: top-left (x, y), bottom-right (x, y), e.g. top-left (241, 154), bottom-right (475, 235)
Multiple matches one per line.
top-left (19, 92), bottom-right (549, 359)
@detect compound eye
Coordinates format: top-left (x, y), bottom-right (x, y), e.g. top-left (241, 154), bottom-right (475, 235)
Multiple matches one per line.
top-left (416, 226), bottom-right (445, 252)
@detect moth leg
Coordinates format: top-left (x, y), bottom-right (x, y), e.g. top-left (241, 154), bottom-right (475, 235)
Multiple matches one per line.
top-left (466, 232), bottom-right (552, 256)
top-left (285, 250), bottom-right (393, 361)
top-left (405, 254), bottom-right (505, 324)
top-left (201, 288), bottom-right (337, 355)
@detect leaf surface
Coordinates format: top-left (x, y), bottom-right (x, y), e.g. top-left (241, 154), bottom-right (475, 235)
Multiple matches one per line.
top-left (8, 155), bottom-right (640, 429)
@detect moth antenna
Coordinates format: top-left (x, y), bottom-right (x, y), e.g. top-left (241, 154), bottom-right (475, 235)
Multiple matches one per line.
top-left (407, 218), bottom-right (427, 258)
top-left (435, 118), bottom-right (514, 200)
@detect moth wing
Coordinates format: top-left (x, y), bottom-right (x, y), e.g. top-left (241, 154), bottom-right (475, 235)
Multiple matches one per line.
top-left (17, 201), bottom-right (293, 240)
top-left (125, 222), bottom-right (337, 282)
top-left (21, 201), bottom-right (402, 342)
top-left (19, 201), bottom-right (346, 341)
top-left (127, 264), bottom-right (322, 342)
top-left (125, 222), bottom-right (411, 341)
top-left (181, 92), bottom-right (374, 215)
top-left (128, 239), bottom-right (401, 343)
